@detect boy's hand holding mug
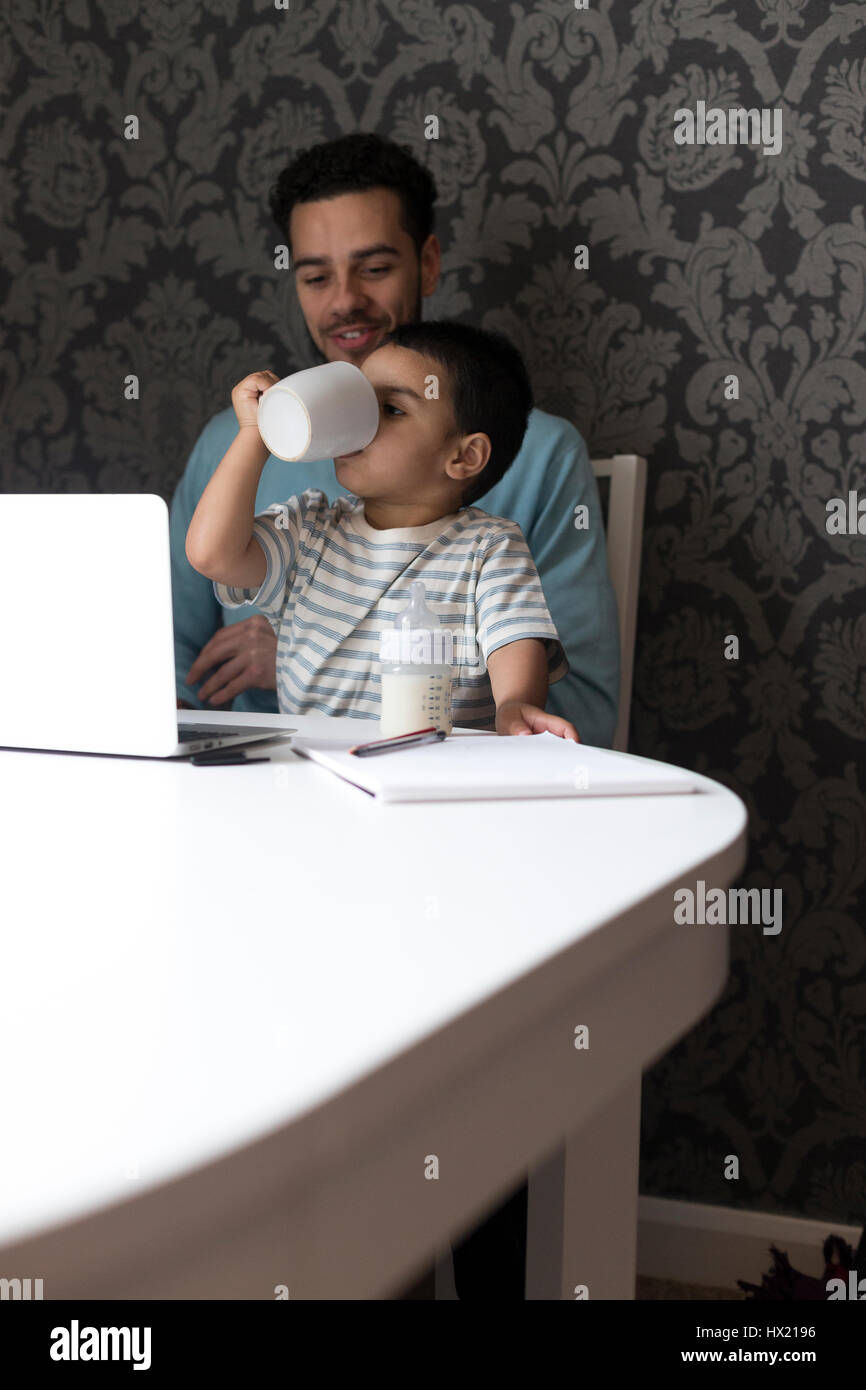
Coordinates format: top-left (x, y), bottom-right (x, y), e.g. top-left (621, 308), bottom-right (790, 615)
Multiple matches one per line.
top-left (232, 370), bottom-right (280, 432)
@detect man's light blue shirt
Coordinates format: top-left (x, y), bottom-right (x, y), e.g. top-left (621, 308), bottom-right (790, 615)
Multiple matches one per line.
top-left (169, 405), bottom-right (620, 748)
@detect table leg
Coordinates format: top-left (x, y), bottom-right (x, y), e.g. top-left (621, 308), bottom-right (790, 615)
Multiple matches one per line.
top-left (526, 1075), bottom-right (642, 1300)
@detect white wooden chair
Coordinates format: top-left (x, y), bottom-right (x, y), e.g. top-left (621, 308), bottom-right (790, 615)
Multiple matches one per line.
top-left (521, 453), bottom-right (649, 1300)
top-left (433, 452), bottom-right (648, 1298)
top-left (590, 454), bottom-right (647, 753)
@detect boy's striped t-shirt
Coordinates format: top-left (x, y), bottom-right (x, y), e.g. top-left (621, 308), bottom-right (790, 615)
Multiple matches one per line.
top-left (213, 489), bottom-right (568, 729)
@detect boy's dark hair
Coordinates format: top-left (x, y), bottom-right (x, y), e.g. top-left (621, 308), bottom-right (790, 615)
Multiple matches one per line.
top-left (379, 321), bottom-right (533, 507)
top-left (268, 133), bottom-right (437, 260)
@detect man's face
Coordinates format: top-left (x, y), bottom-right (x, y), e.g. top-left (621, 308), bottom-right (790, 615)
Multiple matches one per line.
top-left (334, 343), bottom-right (472, 506)
top-left (289, 188), bottom-right (440, 363)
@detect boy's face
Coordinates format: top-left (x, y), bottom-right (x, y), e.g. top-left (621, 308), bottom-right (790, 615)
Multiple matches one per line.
top-left (334, 344), bottom-right (488, 508)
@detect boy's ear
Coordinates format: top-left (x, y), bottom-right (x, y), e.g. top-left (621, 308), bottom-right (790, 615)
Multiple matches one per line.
top-left (445, 432), bottom-right (491, 484)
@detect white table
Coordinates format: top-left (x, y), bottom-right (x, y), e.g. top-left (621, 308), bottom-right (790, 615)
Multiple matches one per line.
top-left (0, 712), bottom-right (747, 1299)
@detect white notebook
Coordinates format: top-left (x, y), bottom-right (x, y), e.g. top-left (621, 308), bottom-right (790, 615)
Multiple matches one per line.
top-left (290, 729), bottom-right (700, 803)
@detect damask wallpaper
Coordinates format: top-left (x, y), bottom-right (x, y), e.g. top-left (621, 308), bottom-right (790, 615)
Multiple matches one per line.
top-left (3, 1), bottom-right (865, 1227)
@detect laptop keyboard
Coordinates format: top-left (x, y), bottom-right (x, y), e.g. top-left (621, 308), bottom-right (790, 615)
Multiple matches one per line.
top-left (177, 723), bottom-right (282, 742)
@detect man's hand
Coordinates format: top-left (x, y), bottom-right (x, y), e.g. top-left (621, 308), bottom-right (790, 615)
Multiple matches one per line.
top-left (495, 700), bottom-right (580, 741)
top-left (185, 615), bottom-right (278, 705)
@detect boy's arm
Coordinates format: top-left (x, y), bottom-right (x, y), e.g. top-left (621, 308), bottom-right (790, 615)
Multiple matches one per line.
top-left (185, 372), bottom-right (277, 587)
top-left (488, 639), bottom-right (579, 739)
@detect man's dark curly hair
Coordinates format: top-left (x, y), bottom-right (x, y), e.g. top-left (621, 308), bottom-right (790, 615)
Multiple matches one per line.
top-left (268, 133), bottom-right (437, 260)
top-left (378, 320), bottom-right (533, 508)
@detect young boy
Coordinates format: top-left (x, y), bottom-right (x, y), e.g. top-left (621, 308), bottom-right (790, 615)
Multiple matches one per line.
top-left (185, 321), bottom-right (579, 739)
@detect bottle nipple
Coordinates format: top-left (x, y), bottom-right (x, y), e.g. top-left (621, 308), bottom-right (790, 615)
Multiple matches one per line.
top-left (393, 580), bottom-right (439, 634)
top-left (381, 580), bottom-right (453, 667)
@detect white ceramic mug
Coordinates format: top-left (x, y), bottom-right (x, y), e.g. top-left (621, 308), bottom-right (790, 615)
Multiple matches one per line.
top-left (257, 360), bottom-right (380, 461)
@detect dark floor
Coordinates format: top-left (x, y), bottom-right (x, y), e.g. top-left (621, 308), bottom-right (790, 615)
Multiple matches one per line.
top-left (397, 1268), bottom-right (746, 1299)
top-left (636, 1276), bottom-right (746, 1300)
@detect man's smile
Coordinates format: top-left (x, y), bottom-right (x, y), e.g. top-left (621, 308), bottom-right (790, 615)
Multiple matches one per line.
top-left (330, 324), bottom-right (382, 351)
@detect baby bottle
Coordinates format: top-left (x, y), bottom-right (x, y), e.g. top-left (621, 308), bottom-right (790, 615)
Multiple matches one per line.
top-left (379, 581), bottom-right (453, 737)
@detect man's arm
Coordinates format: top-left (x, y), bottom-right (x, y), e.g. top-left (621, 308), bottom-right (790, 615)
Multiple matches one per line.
top-left (169, 416), bottom-right (235, 709)
top-left (480, 413), bottom-right (621, 749)
top-left (171, 374), bottom-right (284, 708)
top-left (521, 424), bottom-right (619, 746)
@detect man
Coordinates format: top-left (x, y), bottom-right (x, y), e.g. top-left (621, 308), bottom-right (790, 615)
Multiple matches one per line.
top-left (169, 133), bottom-right (620, 1297)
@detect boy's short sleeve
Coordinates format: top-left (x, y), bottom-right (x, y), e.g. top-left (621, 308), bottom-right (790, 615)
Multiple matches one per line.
top-left (213, 498), bottom-right (302, 623)
top-left (475, 525), bottom-right (569, 685)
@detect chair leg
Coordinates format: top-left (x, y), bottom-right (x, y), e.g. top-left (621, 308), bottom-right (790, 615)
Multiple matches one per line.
top-left (526, 1075), bottom-right (642, 1300)
top-left (396, 1263), bottom-right (437, 1299)
top-left (434, 1249), bottom-right (458, 1300)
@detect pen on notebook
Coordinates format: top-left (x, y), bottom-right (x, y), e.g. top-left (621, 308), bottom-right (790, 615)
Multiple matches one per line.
top-left (349, 727), bottom-right (446, 758)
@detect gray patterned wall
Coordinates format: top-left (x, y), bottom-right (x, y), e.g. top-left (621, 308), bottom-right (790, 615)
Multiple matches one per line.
top-left (4, 1), bottom-right (865, 1226)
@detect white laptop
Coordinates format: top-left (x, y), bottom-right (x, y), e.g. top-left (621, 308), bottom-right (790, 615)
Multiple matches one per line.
top-left (0, 494), bottom-right (295, 759)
